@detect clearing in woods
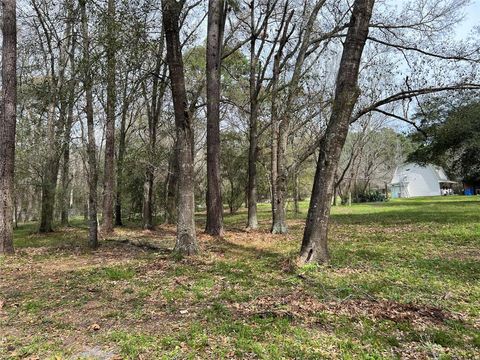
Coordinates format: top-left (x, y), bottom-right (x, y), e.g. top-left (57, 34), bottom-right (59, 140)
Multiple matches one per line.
top-left (1, 196), bottom-right (479, 359)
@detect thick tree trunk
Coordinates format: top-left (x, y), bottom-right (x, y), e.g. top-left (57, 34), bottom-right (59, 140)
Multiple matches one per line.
top-left (163, 0), bottom-right (198, 255)
top-left (299, 0), bottom-right (375, 264)
top-left (205, 0), bottom-right (226, 236)
top-left (102, 0), bottom-right (116, 233)
top-left (0, 0), bottom-right (16, 254)
top-left (81, 0), bottom-right (98, 248)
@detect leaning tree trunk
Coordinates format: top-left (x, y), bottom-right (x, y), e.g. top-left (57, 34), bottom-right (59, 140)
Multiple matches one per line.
top-left (80, 0), bottom-right (98, 248)
top-left (0, 0), bottom-right (16, 255)
top-left (102, 0), bottom-right (116, 233)
top-left (163, 0), bottom-right (198, 255)
top-left (205, 0), bottom-right (226, 236)
top-left (299, 0), bottom-right (375, 264)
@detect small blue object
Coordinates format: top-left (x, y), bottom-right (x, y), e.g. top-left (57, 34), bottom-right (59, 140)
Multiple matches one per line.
top-left (465, 187), bottom-right (474, 196)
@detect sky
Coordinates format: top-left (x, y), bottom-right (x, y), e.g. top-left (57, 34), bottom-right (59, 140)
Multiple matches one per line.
top-left (455, 0), bottom-right (480, 39)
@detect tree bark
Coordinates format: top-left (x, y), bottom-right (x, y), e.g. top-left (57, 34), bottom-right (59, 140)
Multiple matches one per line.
top-left (246, 3), bottom-right (258, 230)
top-left (299, 0), bottom-right (375, 264)
top-left (0, 0), bottom-right (16, 255)
top-left (163, 0), bottom-right (198, 255)
top-left (34, 0), bottom-right (68, 233)
top-left (272, 1), bottom-right (325, 234)
top-left (60, 7), bottom-right (76, 226)
top-left (102, 0), bottom-right (116, 233)
top-left (143, 34), bottom-right (166, 230)
top-left (164, 148), bottom-right (178, 224)
top-left (80, 0), bottom-right (98, 248)
top-left (205, 0), bottom-right (226, 237)
top-left (270, 7), bottom-right (293, 234)
top-left (115, 78), bottom-right (129, 227)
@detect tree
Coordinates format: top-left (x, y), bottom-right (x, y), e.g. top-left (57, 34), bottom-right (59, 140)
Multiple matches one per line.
top-left (102, 0), bottom-right (116, 233)
top-left (142, 32), bottom-right (167, 230)
top-left (33, 0), bottom-right (74, 233)
top-left (299, 0), bottom-right (375, 264)
top-left (205, 0), bottom-right (226, 236)
top-left (80, 0), bottom-right (98, 248)
top-left (409, 98), bottom-right (480, 182)
top-left (0, 0), bottom-right (17, 255)
top-left (163, 0), bottom-right (198, 255)
top-left (59, 0), bottom-right (77, 227)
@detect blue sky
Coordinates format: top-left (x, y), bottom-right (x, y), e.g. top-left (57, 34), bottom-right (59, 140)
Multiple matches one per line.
top-left (455, 0), bottom-right (480, 38)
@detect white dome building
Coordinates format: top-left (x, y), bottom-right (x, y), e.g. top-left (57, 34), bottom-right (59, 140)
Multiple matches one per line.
top-left (390, 163), bottom-right (455, 198)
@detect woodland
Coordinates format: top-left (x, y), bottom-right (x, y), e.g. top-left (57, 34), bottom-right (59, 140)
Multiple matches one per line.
top-left (0, 0), bottom-right (479, 358)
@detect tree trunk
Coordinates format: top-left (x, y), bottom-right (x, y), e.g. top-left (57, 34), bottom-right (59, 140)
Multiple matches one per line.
top-left (293, 170), bottom-right (300, 214)
top-left (205, 0), bottom-right (226, 237)
top-left (60, 26), bottom-right (76, 227)
top-left (143, 34), bottom-right (166, 230)
top-left (36, 0), bottom-right (71, 233)
top-left (39, 163), bottom-right (60, 233)
top-left (115, 84), bottom-right (128, 227)
top-left (0, 0), bottom-right (16, 255)
top-left (246, 9), bottom-right (258, 230)
top-left (299, 0), bottom-right (375, 264)
top-left (270, 9), bottom-right (292, 234)
top-left (164, 149), bottom-right (178, 224)
top-left (163, 0), bottom-right (198, 255)
top-left (80, 0), bottom-right (98, 248)
top-left (102, 0), bottom-right (116, 233)
top-left (142, 164), bottom-right (154, 229)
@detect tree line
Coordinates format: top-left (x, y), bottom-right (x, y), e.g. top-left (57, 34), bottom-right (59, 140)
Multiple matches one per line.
top-left (0, 0), bottom-right (479, 263)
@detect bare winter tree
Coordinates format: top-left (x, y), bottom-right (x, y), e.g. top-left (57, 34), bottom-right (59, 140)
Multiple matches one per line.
top-left (163, 0), bottom-right (198, 255)
top-left (0, 0), bottom-right (17, 255)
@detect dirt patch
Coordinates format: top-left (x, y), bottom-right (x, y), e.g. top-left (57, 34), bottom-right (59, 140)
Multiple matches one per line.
top-left (230, 291), bottom-right (458, 327)
top-left (331, 299), bottom-right (454, 324)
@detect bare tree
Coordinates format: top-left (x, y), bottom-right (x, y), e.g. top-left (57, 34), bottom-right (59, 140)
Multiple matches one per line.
top-left (0, 0), bottom-right (17, 255)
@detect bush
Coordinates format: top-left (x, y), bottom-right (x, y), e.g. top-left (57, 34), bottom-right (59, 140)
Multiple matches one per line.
top-left (355, 190), bottom-right (387, 203)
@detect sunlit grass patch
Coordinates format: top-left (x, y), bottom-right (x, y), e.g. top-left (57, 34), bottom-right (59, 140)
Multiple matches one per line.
top-left (2, 196), bottom-right (479, 359)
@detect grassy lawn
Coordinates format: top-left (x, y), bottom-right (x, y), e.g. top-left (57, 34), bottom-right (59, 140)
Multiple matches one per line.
top-left (1, 196), bottom-right (479, 359)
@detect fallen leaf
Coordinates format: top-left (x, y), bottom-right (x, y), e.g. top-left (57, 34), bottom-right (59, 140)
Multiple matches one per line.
top-left (89, 323), bottom-right (101, 331)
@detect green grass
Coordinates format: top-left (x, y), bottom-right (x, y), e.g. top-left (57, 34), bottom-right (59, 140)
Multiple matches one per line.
top-left (1, 196), bottom-right (479, 359)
